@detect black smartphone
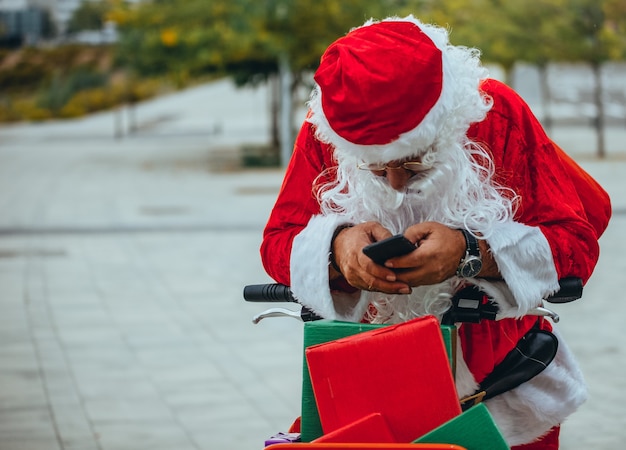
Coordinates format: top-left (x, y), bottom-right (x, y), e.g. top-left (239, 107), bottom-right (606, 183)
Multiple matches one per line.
top-left (362, 234), bottom-right (416, 265)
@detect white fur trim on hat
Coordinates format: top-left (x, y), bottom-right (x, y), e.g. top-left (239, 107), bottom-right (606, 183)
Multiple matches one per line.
top-left (307, 15), bottom-right (492, 165)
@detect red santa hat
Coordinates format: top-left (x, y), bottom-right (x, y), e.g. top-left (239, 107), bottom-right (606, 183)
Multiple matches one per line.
top-left (307, 16), bottom-right (491, 164)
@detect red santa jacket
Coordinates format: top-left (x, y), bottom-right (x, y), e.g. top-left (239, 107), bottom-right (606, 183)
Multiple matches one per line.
top-left (262, 79), bottom-right (610, 287)
top-left (260, 78), bottom-right (611, 446)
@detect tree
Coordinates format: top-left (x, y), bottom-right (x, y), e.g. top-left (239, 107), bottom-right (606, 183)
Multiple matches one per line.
top-left (554, 0), bottom-right (626, 157)
top-left (230, 0), bottom-right (418, 163)
top-left (113, 0), bottom-right (431, 164)
top-left (67, 1), bottom-right (110, 33)
top-left (112, 0), bottom-right (626, 160)
top-left (425, 0), bottom-right (626, 158)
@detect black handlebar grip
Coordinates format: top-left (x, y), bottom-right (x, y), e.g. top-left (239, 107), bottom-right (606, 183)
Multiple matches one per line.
top-left (243, 283), bottom-right (296, 302)
top-left (545, 277), bottom-right (583, 304)
top-left (244, 277), bottom-right (583, 306)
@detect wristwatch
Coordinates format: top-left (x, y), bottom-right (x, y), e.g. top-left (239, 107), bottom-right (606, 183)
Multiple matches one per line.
top-left (456, 229), bottom-right (482, 278)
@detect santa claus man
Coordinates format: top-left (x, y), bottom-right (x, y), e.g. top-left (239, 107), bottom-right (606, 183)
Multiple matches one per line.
top-left (260, 15), bottom-right (611, 449)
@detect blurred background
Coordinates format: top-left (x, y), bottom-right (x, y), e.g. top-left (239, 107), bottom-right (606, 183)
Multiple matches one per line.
top-left (2, 0), bottom-right (626, 159)
top-left (0, 1), bottom-right (625, 449)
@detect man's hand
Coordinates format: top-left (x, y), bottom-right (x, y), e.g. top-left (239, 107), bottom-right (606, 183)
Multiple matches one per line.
top-left (385, 222), bottom-right (467, 287)
top-left (331, 221), bottom-right (412, 294)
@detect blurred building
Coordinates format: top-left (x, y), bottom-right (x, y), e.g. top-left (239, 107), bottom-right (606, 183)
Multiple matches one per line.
top-left (1, 0), bottom-right (89, 36)
top-left (0, 2), bottom-right (50, 47)
top-left (0, 0), bottom-right (141, 45)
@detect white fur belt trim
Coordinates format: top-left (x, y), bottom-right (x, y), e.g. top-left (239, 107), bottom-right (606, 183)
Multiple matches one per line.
top-left (483, 327), bottom-right (587, 446)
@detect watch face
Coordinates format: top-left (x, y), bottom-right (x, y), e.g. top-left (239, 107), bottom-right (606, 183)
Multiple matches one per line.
top-left (460, 257), bottom-right (482, 278)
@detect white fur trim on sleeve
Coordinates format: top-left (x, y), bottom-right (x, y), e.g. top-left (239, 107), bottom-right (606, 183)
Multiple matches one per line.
top-left (484, 327), bottom-right (587, 446)
top-left (484, 221), bottom-right (560, 316)
top-left (290, 214), bottom-right (369, 322)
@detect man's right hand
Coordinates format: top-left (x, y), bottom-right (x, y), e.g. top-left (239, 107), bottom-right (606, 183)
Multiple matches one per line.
top-left (330, 221), bottom-right (412, 295)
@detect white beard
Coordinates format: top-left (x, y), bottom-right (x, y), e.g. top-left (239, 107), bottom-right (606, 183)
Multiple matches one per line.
top-left (356, 165), bottom-right (457, 233)
top-left (318, 141), bottom-right (515, 324)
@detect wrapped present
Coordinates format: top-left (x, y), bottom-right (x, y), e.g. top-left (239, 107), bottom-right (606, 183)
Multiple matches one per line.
top-left (305, 316), bottom-right (461, 443)
top-left (301, 319), bottom-right (457, 442)
top-left (301, 320), bottom-right (386, 442)
top-left (312, 413), bottom-right (395, 444)
top-left (414, 403), bottom-right (508, 450)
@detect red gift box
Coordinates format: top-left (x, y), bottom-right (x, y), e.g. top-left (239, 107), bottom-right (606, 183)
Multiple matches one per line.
top-left (312, 413), bottom-right (395, 444)
top-left (305, 316), bottom-right (461, 443)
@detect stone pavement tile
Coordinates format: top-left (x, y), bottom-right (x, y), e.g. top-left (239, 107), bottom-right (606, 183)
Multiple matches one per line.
top-left (131, 340), bottom-right (208, 369)
top-left (61, 439), bottom-right (100, 450)
top-left (147, 361), bottom-right (223, 392)
top-left (46, 290), bottom-right (103, 310)
top-left (0, 345), bottom-right (49, 402)
top-left (92, 421), bottom-right (197, 450)
top-left (174, 399), bottom-right (261, 430)
top-left (44, 372), bottom-right (84, 410)
top-left (42, 263), bottom-right (98, 295)
top-left (0, 341), bottom-right (39, 371)
top-left (35, 337), bottom-right (80, 407)
top-left (51, 404), bottom-right (99, 449)
top-left (72, 372), bottom-right (159, 402)
top-left (0, 406), bottom-right (59, 442)
top-left (56, 325), bottom-right (124, 349)
top-left (83, 398), bottom-right (175, 422)
top-left (105, 303), bottom-right (175, 327)
top-left (49, 306), bottom-right (111, 330)
top-left (0, 366), bottom-right (49, 411)
top-left (174, 392), bottom-right (279, 450)
top-left (190, 421), bottom-right (277, 450)
top-left (0, 438), bottom-right (62, 450)
top-left (162, 382), bottom-right (241, 410)
top-left (0, 263), bottom-right (26, 294)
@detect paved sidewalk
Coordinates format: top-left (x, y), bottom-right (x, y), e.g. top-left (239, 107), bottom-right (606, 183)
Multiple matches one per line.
top-left (0, 78), bottom-right (625, 450)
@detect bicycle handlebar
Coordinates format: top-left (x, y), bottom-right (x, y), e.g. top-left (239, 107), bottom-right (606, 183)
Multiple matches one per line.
top-left (243, 283), bottom-right (296, 302)
top-left (243, 277), bottom-right (583, 304)
top-left (545, 277), bottom-right (583, 303)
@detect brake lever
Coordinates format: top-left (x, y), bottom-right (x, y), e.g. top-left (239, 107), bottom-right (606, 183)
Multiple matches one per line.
top-left (526, 306), bottom-right (560, 323)
top-left (252, 307), bottom-right (303, 324)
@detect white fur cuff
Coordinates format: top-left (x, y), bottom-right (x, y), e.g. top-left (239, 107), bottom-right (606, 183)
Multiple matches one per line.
top-left (486, 221), bottom-right (560, 315)
top-left (290, 214), bottom-right (367, 321)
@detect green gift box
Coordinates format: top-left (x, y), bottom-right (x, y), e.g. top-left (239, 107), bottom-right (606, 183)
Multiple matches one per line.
top-left (300, 319), bottom-right (456, 442)
top-left (414, 403), bottom-right (508, 450)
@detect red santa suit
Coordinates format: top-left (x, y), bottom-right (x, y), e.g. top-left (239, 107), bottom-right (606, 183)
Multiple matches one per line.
top-left (260, 17), bottom-right (611, 449)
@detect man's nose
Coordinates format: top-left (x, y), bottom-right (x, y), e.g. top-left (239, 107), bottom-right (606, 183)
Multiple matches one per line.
top-left (385, 168), bottom-right (412, 191)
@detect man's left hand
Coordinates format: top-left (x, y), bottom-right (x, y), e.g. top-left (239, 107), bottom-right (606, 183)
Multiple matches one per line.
top-left (385, 222), bottom-right (466, 286)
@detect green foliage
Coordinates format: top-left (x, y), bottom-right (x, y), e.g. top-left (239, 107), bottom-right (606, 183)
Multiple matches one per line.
top-left (114, 0), bottom-right (247, 84)
top-left (112, 0), bottom-right (433, 87)
top-left (112, 0), bottom-right (625, 93)
top-left (67, 1), bottom-right (110, 33)
top-left (3, 0), bottom-right (625, 124)
top-left (0, 76), bottom-right (164, 122)
top-left (0, 44), bottom-right (165, 122)
top-left (37, 69), bottom-right (107, 113)
top-left (0, 60), bottom-right (50, 90)
top-left (421, 0), bottom-right (626, 68)
top-left (0, 45), bottom-right (113, 94)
